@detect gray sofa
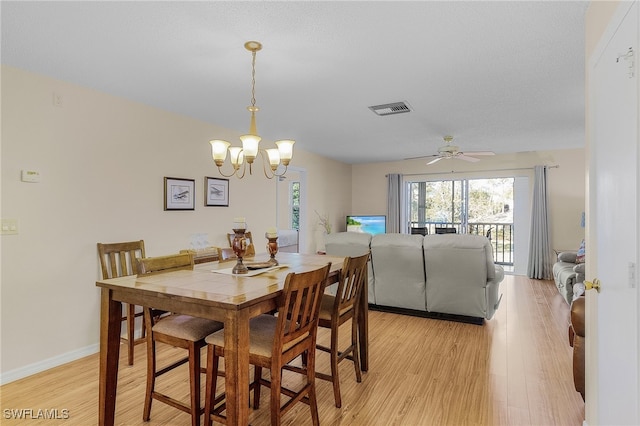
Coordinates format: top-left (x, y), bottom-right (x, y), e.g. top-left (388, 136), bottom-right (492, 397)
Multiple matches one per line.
top-left (324, 232), bottom-right (504, 321)
top-left (552, 251), bottom-right (586, 304)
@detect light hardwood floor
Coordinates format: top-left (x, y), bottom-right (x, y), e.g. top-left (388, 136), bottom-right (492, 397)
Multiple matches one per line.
top-left (0, 275), bottom-right (585, 425)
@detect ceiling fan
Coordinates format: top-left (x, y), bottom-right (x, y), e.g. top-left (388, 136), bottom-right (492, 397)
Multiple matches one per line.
top-left (407, 136), bottom-right (495, 165)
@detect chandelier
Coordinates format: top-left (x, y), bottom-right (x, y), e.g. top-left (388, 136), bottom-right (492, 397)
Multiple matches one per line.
top-left (209, 41), bottom-right (295, 179)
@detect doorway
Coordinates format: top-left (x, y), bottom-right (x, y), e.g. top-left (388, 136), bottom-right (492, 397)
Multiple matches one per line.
top-left (276, 167), bottom-right (307, 253)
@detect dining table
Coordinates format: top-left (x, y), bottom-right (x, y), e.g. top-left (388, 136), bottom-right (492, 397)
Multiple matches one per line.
top-left (96, 251), bottom-right (369, 425)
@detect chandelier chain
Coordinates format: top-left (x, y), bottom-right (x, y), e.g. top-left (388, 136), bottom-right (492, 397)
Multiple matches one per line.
top-left (250, 50), bottom-right (257, 108)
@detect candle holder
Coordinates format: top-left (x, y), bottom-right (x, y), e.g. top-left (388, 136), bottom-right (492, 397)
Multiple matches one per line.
top-left (266, 235), bottom-right (279, 266)
top-left (231, 228), bottom-right (248, 274)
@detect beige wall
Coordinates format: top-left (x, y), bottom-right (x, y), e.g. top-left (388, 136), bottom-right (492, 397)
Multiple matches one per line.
top-left (351, 148), bottom-right (586, 250)
top-left (0, 61), bottom-right (586, 380)
top-left (0, 66), bottom-right (351, 378)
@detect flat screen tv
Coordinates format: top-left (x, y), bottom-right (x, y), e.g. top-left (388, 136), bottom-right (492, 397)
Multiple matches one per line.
top-left (346, 215), bottom-right (386, 236)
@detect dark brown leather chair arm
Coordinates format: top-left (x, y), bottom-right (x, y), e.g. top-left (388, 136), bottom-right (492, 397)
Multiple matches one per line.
top-left (571, 296), bottom-right (585, 337)
top-left (570, 296), bottom-right (585, 400)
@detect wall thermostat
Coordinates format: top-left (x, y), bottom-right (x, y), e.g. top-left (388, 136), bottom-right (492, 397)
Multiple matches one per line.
top-left (21, 170), bottom-right (41, 183)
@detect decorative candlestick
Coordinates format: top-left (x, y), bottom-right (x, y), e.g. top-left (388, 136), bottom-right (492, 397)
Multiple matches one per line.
top-left (266, 229), bottom-right (279, 266)
top-left (231, 228), bottom-right (248, 274)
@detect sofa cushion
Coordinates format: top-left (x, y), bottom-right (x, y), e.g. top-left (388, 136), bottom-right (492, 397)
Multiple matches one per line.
top-left (324, 232), bottom-right (374, 302)
top-left (423, 234), bottom-right (496, 280)
top-left (324, 232), bottom-right (372, 257)
top-left (558, 251), bottom-right (578, 263)
top-left (423, 234), bottom-right (493, 318)
top-left (370, 234), bottom-right (426, 311)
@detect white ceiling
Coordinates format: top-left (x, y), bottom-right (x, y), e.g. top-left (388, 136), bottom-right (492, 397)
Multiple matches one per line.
top-left (1, 1), bottom-right (589, 164)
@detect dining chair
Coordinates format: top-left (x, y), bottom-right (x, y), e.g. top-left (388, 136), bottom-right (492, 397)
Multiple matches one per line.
top-left (410, 226), bottom-right (428, 236)
top-left (97, 240), bottom-right (146, 366)
top-left (203, 263), bottom-right (332, 426)
top-left (216, 246), bottom-right (237, 262)
top-left (315, 252), bottom-right (369, 408)
top-left (138, 252), bottom-right (224, 426)
top-left (226, 231), bottom-right (256, 257)
top-left (435, 227), bottom-right (457, 234)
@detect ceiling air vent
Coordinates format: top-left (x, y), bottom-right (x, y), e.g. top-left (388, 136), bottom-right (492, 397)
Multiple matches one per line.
top-left (369, 101), bottom-right (412, 116)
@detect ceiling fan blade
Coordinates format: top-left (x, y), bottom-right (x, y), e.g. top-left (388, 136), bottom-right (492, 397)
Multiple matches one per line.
top-left (457, 154), bottom-right (481, 162)
top-left (427, 157), bottom-right (443, 165)
top-left (462, 151), bottom-right (495, 156)
top-left (405, 154), bottom-right (438, 160)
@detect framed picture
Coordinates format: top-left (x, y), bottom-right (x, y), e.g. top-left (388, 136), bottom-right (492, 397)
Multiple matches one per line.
top-left (164, 177), bottom-right (195, 210)
top-left (205, 176), bottom-right (229, 207)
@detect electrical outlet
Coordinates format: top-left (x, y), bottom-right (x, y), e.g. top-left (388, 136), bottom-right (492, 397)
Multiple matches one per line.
top-left (1, 219), bottom-right (19, 235)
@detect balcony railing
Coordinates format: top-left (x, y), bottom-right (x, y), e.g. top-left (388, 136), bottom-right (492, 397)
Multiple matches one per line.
top-left (409, 221), bottom-right (514, 266)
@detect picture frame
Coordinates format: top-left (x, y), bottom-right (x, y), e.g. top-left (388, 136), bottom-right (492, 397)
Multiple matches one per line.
top-left (205, 176), bottom-right (229, 207)
top-left (164, 177), bottom-right (195, 211)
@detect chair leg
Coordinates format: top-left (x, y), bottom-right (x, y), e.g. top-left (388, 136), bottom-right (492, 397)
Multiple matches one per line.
top-left (253, 366), bottom-right (263, 409)
top-left (188, 342), bottom-right (201, 426)
top-left (204, 346), bottom-right (218, 426)
top-left (270, 364), bottom-right (282, 426)
top-left (330, 323), bottom-right (342, 408)
top-left (307, 350), bottom-right (320, 426)
top-left (126, 303), bottom-right (136, 365)
top-left (351, 317), bottom-right (362, 383)
top-left (143, 331), bottom-right (155, 421)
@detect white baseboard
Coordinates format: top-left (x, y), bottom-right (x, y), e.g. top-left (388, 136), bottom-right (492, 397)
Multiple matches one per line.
top-left (0, 343), bottom-right (99, 385)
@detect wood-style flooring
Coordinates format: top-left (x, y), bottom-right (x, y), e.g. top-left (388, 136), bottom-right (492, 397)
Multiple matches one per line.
top-left (0, 275), bottom-right (585, 425)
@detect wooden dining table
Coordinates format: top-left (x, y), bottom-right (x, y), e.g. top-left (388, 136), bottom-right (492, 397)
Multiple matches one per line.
top-left (96, 252), bottom-right (369, 425)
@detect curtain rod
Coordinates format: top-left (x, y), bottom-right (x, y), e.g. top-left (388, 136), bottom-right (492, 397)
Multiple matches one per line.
top-left (387, 164), bottom-right (559, 177)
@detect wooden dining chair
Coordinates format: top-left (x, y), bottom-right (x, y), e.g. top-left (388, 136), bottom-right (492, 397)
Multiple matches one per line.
top-left (315, 252), bottom-right (369, 408)
top-left (138, 252), bottom-right (224, 426)
top-left (97, 240), bottom-right (146, 366)
top-left (226, 231), bottom-right (256, 257)
top-left (216, 246), bottom-right (236, 262)
top-left (203, 263), bottom-right (332, 426)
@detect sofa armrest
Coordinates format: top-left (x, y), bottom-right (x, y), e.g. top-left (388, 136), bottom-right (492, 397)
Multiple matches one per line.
top-left (558, 251), bottom-right (578, 263)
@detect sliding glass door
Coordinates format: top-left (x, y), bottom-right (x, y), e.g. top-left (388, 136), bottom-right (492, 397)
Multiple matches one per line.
top-left (408, 177), bottom-right (514, 265)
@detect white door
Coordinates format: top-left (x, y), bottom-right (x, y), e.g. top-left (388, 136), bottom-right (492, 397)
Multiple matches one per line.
top-left (588, 2), bottom-right (639, 424)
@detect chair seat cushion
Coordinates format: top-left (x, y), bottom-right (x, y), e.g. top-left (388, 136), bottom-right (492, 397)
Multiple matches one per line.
top-left (153, 315), bottom-right (223, 341)
top-left (206, 314), bottom-right (308, 358)
top-left (318, 295), bottom-right (352, 321)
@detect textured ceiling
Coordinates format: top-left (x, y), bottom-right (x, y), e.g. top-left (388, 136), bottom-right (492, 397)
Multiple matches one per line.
top-left (1, 1), bottom-right (589, 164)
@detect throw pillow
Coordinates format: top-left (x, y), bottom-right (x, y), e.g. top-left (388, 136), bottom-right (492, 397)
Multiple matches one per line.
top-left (576, 239), bottom-right (586, 264)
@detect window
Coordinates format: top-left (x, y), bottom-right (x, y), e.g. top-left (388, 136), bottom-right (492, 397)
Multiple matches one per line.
top-left (291, 181), bottom-right (300, 230)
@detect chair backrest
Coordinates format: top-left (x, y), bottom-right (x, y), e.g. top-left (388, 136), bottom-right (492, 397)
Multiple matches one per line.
top-left (137, 252), bottom-right (194, 276)
top-left (435, 227), bottom-right (457, 234)
top-left (371, 233), bottom-right (426, 310)
top-left (97, 240), bottom-right (146, 279)
top-left (217, 247), bottom-right (237, 262)
top-left (275, 263), bottom-right (331, 355)
top-left (410, 227), bottom-right (428, 236)
top-left (227, 231), bottom-right (255, 256)
top-left (334, 252), bottom-right (370, 314)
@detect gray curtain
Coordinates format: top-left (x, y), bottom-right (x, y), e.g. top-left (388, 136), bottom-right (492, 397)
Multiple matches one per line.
top-left (527, 165), bottom-right (552, 279)
top-left (387, 173), bottom-right (403, 233)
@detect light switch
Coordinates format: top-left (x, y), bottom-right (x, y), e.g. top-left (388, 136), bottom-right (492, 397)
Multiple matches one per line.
top-left (1, 219), bottom-right (19, 235)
